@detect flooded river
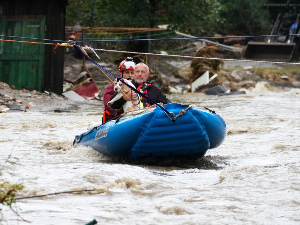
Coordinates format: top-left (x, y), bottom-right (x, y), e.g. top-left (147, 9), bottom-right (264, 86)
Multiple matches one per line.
top-left (1, 84), bottom-right (300, 224)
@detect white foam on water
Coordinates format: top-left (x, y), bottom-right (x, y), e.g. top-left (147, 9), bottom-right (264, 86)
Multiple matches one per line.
top-left (251, 81), bottom-right (270, 93)
top-left (1, 92), bottom-right (300, 224)
top-left (285, 88), bottom-right (300, 95)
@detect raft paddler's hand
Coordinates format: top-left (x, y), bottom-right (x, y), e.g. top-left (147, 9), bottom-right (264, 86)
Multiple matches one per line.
top-left (123, 90), bottom-right (138, 101)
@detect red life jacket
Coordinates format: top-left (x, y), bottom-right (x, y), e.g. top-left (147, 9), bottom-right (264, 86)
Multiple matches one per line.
top-left (137, 82), bottom-right (152, 108)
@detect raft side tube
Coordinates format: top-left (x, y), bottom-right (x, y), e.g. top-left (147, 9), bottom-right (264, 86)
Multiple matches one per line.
top-left (191, 108), bottom-right (226, 149)
top-left (130, 105), bottom-right (210, 159)
top-left (74, 111), bottom-right (155, 156)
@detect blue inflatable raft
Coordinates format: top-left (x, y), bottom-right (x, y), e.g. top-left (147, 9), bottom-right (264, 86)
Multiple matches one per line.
top-left (73, 103), bottom-right (226, 160)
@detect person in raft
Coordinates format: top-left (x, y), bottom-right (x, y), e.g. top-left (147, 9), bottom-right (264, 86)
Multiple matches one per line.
top-left (102, 57), bottom-right (136, 123)
top-left (110, 62), bottom-right (171, 111)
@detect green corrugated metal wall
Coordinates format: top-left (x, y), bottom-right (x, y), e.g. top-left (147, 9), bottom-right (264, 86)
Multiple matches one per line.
top-left (0, 16), bottom-right (45, 91)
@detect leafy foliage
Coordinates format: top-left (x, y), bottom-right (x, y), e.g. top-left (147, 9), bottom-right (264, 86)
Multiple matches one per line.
top-left (217, 0), bottom-right (271, 35)
top-left (66, 0), bottom-right (99, 27)
top-left (0, 182), bottom-right (23, 206)
top-left (66, 0), bottom-right (223, 36)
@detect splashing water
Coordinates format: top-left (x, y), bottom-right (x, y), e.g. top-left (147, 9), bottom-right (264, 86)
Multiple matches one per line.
top-left (1, 90), bottom-right (300, 224)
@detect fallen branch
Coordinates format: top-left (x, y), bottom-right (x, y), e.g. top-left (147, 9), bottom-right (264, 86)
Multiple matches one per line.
top-left (16, 189), bottom-right (106, 200)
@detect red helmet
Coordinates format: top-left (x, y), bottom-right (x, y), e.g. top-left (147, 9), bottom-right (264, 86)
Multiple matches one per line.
top-left (118, 58), bottom-right (136, 75)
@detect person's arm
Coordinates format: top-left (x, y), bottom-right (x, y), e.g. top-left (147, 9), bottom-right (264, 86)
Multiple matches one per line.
top-left (110, 92), bottom-right (127, 109)
top-left (103, 84), bottom-right (116, 113)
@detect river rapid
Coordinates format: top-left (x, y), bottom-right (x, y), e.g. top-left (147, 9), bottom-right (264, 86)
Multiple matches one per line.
top-left (1, 84), bottom-right (300, 224)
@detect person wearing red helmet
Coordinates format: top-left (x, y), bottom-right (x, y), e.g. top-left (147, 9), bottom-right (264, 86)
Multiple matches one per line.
top-left (102, 57), bottom-right (137, 123)
top-left (109, 62), bottom-right (170, 111)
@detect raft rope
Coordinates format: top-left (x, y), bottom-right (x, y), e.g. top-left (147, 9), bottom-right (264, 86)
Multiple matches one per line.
top-left (71, 44), bottom-right (142, 109)
top-left (72, 44), bottom-right (172, 115)
top-left (72, 44), bottom-right (220, 121)
top-left (164, 105), bottom-right (201, 122)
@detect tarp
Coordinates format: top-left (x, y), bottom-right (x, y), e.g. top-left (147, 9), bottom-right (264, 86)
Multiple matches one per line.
top-left (72, 81), bottom-right (99, 98)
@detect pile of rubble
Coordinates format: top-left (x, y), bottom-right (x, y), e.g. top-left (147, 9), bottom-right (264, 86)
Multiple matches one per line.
top-left (0, 82), bottom-right (66, 113)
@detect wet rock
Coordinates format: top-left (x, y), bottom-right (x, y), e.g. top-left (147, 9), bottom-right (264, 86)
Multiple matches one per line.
top-left (241, 80), bottom-right (256, 88)
top-left (204, 85), bottom-right (227, 95)
top-left (19, 93), bottom-right (31, 98)
top-left (292, 81), bottom-right (300, 87)
top-left (54, 108), bottom-right (71, 113)
top-left (8, 103), bottom-right (24, 111)
top-left (3, 98), bottom-right (12, 102)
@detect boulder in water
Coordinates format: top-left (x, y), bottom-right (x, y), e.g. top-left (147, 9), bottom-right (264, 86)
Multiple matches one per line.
top-left (204, 85), bottom-right (227, 95)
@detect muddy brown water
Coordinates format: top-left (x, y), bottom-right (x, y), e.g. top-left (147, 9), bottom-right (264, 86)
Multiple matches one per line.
top-left (1, 85), bottom-right (300, 224)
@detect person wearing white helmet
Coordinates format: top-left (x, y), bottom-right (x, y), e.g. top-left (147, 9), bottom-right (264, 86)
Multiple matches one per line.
top-left (102, 57), bottom-right (137, 123)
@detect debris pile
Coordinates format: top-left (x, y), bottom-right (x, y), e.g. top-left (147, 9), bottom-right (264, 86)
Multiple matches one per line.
top-left (63, 64), bottom-right (101, 101)
top-left (0, 82), bottom-right (65, 113)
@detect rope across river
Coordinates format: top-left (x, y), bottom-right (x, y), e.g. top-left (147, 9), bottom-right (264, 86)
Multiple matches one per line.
top-left (72, 44), bottom-right (172, 116)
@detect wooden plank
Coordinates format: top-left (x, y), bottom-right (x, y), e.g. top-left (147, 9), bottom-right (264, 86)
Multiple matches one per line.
top-left (27, 60), bottom-right (39, 90)
top-left (0, 54), bottom-right (40, 60)
top-left (12, 20), bottom-right (22, 54)
top-left (27, 19), bottom-right (41, 54)
top-left (2, 61), bottom-right (10, 84)
top-left (9, 61), bottom-right (18, 88)
top-left (18, 60), bottom-right (28, 89)
top-left (0, 21), bottom-right (7, 54)
top-left (5, 21), bottom-right (14, 54)
top-left (21, 19), bottom-right (30, 54)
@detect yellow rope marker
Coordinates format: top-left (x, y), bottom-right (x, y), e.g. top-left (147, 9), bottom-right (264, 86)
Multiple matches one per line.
top-left (81, 48), bottom-right (89, 56)
top-left (54, 42), bottom-right (73, 50)
top-left (60, 43), bottom-right (73, 47)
